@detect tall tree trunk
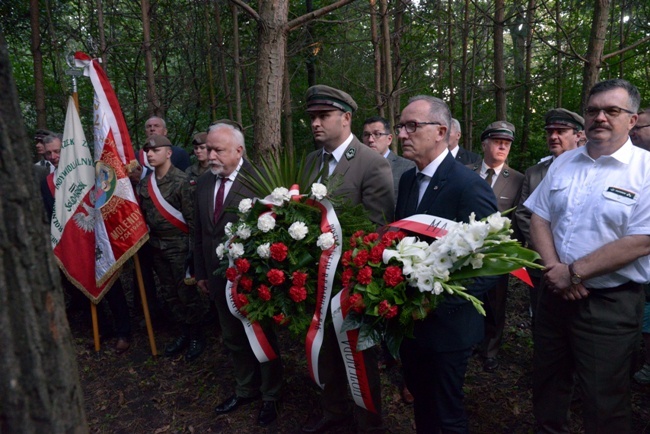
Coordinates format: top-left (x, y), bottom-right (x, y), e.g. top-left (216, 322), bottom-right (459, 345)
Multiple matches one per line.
top-left (214, 1), bottom-right (233, 120)
top-left (519, 0), bottom-right (536, 167)
top-left (96, 0), bottom-right (108, 67)
top-left (369, 0), bottom-right (383, 116)
top-left (460, 0), bottom-right (470, 149)
top-left (0, 30), bottom-right (88, 434)
top-left (141, 0), bottom-right (161, 115)
top-left (231, 3), bottom-right (243, 126)
top-left (251, 1), bottom-right (288, 159)
top-left (205, 0), bottom-right (216, 120)
top-left (305, 0), bottom-right (316, 87)
top-left (447, 0), bottom-right (455, 114)
top-left (379, 0), bottom-right (394, 128)
top-left (581, 0), bottom-right (610, 111)
top-left (555, 0), bottom-right (562, 107)
top-left (282, 45), bottom-right (294, 156)
top-left (494, 0), bottom-right (507, 120)
top-left (391, 0), bottom-right (405, 123)
top-left (30, 0), bottom-right (46, 130)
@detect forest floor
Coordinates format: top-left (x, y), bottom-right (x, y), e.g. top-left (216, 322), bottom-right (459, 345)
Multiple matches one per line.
top-left (71, 276), bottom-right (650, 434)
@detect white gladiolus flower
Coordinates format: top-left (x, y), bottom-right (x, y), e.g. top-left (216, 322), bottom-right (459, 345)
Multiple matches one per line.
top-left (257, 243), bottom-right (271, 259)
top-left (311, 183), bottom-right (328, 200)
top-left (257, 213), bottom-right (276, 232)
top-left (216, 243), bottom-right (226, 260)
top-left (238, 198), bottom-right (253, 213)
top-left (288, 221), bottom-right (309, 240)
top-left (317, 232), bottom-right (335, 250)
top-left (433, 281), bottom-right (444, 295)
top-left (470, 253), bottom-right (484, 269)
top-left (236, 224), bottom-right (252, 240)
top-left (458, 221), bottom-right (489, 251)
top-left (228, 242), bottom-right (245, 259)
top-left (271, 187), bottom-right (291, 204)
top-left (224, 222), bottom-right (235, 237)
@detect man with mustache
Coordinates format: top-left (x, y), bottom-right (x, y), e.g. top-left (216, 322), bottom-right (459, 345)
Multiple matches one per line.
top-left (194, 123), bottom-right (282, 427)
top-left (525, 79), bottom-right (650, 433)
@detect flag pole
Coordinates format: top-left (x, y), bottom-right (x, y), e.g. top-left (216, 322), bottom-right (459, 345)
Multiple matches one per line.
top-left (134, 253), bottom-right (158, 356)
top-left (66, 53), bottom-right (101, 352)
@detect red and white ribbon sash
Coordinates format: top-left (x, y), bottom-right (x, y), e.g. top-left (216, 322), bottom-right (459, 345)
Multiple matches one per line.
top-left (331, 288), bottom-right (377, 413)
top-left (226, 256), bottom-right (278, 363)
top-left (46, 172), bottom-right (56, 197)
top-left (146, 174), bottom-right (189, 234)
top-left (303, 195), bottom-right (341, 389)
top-left (388, 214), bottom-right (456, 238)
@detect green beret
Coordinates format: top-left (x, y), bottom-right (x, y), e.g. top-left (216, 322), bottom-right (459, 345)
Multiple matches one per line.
top-left (306, 84), bottom-right (358, 113)
top-left (481, 121), bottom-right (515, 142)
top-left (544, 108), bottom-right (584, 131)
top-left (192, 132), bottom-right (207, 145)
top-left (143, 134), bottom-right (172, 150)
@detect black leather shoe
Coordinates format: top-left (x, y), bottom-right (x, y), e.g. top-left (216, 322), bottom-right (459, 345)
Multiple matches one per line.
top-left (214, 394), bottom-right (259, 415)
top-left (258, 400), bottom-right (278, 426)
top-left (164, 334), bottom-right (189, 356)
top-left (301, 414), bottom-right (352, 433)
top-left (483, 357), bottom-right (499, 372)
top-left (184, 338), bottom-right (206, 362)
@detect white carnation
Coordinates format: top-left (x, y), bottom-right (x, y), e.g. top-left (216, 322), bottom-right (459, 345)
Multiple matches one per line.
top-left (271, 187), bottom-right (291, 204)
top-left (257, 243), bottom-right (271, 259)
top-left (236, 224), bottom-right (252, 240)
top-left (238, 198), bottom-right (253, 214)
top-left (317, 232), bottom-right (335, 250)
top-left (257, 213), bottom-right (276, 232)
top-left (216, 243), bottom-right (226, 260)
top-left (311, 183), bottom-right (328, 200)
top-left (228, 242), bottom-right (245, 259)
top-left (288, 221), bottom-right (309, 240)
top-left (224, 222), bottom-right (235, 237)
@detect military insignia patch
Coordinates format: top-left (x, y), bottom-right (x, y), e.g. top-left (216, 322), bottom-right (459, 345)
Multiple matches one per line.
top-left (345, 148), bottom-right (356, 160)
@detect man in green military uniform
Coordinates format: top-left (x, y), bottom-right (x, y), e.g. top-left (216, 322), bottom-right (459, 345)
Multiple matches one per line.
top-left (185, 132), bottom-right (209, 185)
top-left (139, 134), bottom-right (208, 362)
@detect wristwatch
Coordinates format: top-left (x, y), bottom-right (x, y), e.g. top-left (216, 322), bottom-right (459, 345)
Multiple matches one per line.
top-left (568, 263), bottom-right (582, 285)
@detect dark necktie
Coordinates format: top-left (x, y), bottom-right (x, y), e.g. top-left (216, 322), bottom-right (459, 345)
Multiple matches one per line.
top-left (321, 152), bottom-right (332, 182)
top-left (485, 168), bottom-right (495, 187)
top-left (213, 177), bottom-right (228, 223)
top-left (416, 172), bottom-right (429, 207)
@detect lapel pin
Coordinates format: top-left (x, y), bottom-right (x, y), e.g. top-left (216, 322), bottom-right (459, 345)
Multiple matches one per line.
top-left (503, 169), bottom-right (510, 178)
top-left (345, 148), bottom-right (356, 160)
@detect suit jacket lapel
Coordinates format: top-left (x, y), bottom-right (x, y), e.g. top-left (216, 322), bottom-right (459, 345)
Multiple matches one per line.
top-left (491, 164), bottom-right (510, 198)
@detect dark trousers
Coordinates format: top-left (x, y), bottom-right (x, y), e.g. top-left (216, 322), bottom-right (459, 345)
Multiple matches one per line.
top-left (482, 274), bottom-right (510, 358)
top-left (318, 325), bottom-right (383, 430)
top-left (212, 282), bottom-right (283, 401)
top-left (533, 282), bottom-right (644, 434)
top-left (401, 338), bottom-right (472, 434)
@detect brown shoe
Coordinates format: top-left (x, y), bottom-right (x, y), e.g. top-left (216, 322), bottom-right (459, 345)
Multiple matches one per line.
top-left (401, 385), bottom-right (414, 404)
top-left (115, 337), bottom-right (130, 354)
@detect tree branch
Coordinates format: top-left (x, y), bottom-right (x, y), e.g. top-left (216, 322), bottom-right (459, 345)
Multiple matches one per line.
top-left (602, 35), bottom-right (650, 60)
top-left (287, 0), bottom-right (358, 32)
top-left (228, 0), bottom-right (260, 22)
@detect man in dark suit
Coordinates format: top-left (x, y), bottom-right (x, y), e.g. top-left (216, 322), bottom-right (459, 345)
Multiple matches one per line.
top-left (449, 118), bottom-right (481, 165)
top-left (362, 115), bottom-right (415, 198)
top-left (194, 123), bottom-right (282, 427)
top-left (514, 108), bottom-right (583, 319)
top-left (394, 95), bottom-right (497, 434)
top-left (302, 85), bottom-right (394, 433)
top-left (468, 121), bottom-right (524, 372)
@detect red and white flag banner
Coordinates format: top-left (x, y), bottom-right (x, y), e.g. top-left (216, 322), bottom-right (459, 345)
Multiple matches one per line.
top-left (74, 52), bottom-right (149, 294)
top-left (52, 97), bottom-right (111, 301)
top-left (331, 287), bottom-right (377, 413)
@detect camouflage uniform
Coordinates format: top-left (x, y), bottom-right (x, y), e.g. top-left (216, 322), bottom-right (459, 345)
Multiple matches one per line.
top-left (185, 162), bottom-right (209, 186)
top-left (139, 165), bottom-right (207, 326)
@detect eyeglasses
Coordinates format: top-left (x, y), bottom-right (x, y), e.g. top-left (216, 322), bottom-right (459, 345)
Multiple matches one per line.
top-left (362, 131), bottom-right (391, 140)
top-left (631, 124), bottom-right (650, 133)
top-left (584, 106), bottom-right (635, 118)
top-left (394, 121), bottom-right (441, 134)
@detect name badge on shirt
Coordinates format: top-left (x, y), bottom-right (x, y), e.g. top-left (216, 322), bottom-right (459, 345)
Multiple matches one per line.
top-left (603, 186), bottom-right (637, 205)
